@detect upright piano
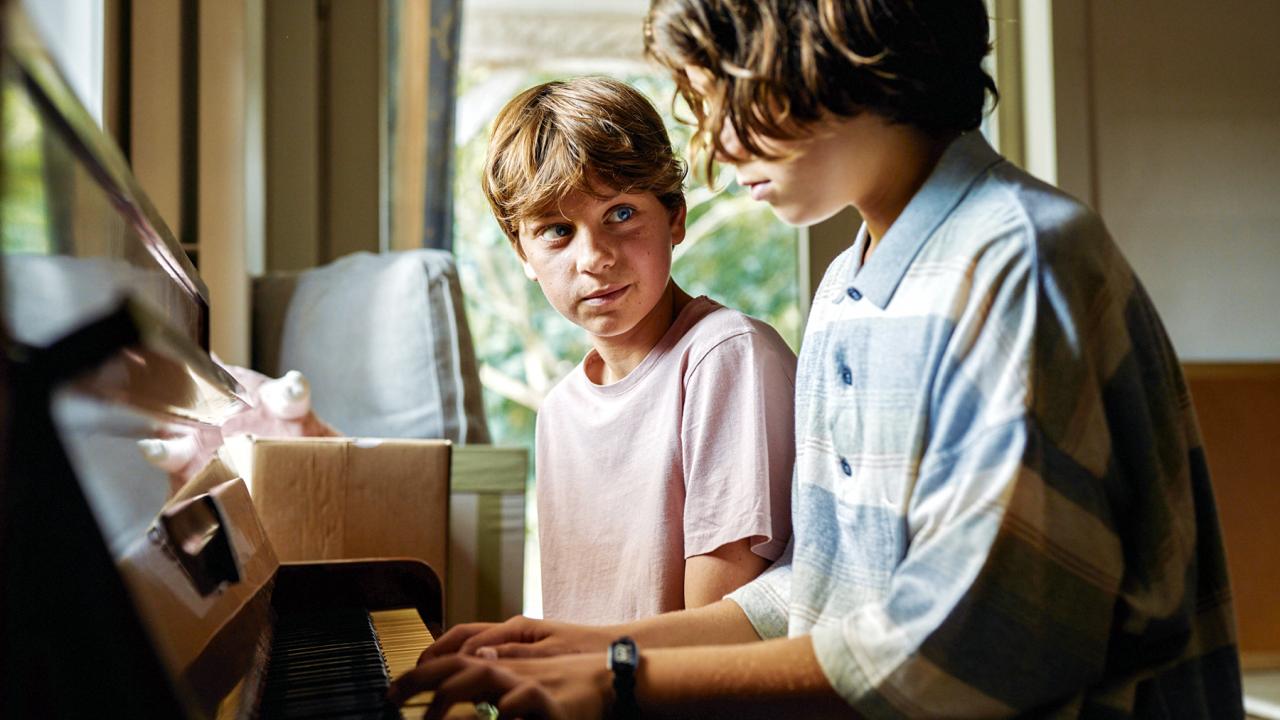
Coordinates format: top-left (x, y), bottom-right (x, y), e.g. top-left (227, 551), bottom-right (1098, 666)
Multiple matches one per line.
top-left (0, 7), bottom-right (446, 718)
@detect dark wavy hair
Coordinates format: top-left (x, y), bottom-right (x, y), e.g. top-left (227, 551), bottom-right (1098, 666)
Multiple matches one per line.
top-left (645, 0), bottom-right (998, 179)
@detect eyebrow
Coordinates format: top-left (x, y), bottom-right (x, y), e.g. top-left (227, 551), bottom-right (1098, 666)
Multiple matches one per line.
top-left (524, 191), bottom-right (626, 225)
top-left (525, 212), bottom-right (567, 225)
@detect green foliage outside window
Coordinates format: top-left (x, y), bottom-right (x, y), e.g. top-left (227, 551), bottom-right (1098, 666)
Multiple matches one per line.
top-left (2, 84), bottom-right (51, 254)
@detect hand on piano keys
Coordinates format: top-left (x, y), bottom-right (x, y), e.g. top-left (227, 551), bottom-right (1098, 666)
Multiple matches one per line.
top-left (387, 647), bottom-right (611, 720)
top-left (254, 606), bottom-right (495, 720)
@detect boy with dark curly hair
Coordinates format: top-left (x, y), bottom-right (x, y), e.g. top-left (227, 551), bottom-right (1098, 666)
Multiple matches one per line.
top-left (392, 3), bottom-right (1242, 717)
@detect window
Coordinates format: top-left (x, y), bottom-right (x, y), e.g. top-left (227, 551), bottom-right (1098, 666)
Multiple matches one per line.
top-left (20, 0), bottom-right (105, 126)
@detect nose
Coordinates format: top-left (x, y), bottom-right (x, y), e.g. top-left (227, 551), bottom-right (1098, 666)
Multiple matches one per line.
top-left (575, 228), bottom-right (616, 274)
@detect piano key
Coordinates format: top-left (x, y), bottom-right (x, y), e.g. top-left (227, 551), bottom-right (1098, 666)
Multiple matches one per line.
top-left (259, 606), bottom-right (487, 720)
top-left (369, 609), bottom-right (499, 720)
top-left (260, 608), bottom-right (393, 719)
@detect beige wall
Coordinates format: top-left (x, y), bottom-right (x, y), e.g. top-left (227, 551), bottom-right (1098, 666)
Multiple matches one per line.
top-left (1051, 1), bottom-right (1280, 361)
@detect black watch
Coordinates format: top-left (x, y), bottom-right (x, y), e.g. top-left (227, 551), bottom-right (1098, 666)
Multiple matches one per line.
top-left (607, 636), bottom-right (640, 720)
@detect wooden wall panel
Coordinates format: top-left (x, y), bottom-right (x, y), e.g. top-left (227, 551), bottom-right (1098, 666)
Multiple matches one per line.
top-left (198, 0), bottom-right (252, 366)
top-left (264, 0), bottom-right (319, 272)
top-left (263, 0), bottom-right (382, 272)
top-left (129, 0), bottom-right (183, 240)
top-left (1185, 363), bottom-right (1280, 662)
top-left (326, 0), bottom-right (382, 261)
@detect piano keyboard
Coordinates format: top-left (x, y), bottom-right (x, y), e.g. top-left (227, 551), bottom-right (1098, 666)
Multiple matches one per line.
top-left (256, 607), bottom-right (432, 720)
top-left (258, 608), bottom-right (400, 719)
top-left (254, 606), bottom-right (490, 720)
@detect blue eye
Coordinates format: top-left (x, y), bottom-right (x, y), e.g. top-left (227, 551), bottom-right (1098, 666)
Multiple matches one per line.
top-left (610, 206), bottom-right (635, 222)
top-left (538, 224), bottom-right (572, 242)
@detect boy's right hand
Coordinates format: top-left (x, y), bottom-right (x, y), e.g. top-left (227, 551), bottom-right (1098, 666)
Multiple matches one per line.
top-left (418, 616), bottom-right (615, 663)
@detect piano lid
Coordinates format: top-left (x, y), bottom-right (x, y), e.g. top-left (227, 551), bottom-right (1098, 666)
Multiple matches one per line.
top-left (1, 3), bottom-right (248, 426)
top-left (2, 4), bottom-right (206, 315)
top-left (1, 8), bottom-right (264, 715)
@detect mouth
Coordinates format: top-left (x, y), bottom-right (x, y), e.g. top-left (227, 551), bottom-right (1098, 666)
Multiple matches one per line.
top-left (581, 284), bottom-right (629, 305)
top-left (741, 179), bottom-right (773, 201)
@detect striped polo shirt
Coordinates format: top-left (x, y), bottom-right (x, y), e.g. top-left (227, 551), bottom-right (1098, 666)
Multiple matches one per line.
top-left (728, 132), bottom-right (1242, 717)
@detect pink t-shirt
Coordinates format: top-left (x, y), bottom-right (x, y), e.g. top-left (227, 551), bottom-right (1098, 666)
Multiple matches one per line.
top-left (536, 296), bottom-right (796, 624)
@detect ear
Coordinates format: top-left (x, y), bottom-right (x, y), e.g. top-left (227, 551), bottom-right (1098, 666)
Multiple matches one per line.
top-left (669, 202), bottom-right (688, 247)
top-left (522, 259), bottom-right (538, 282)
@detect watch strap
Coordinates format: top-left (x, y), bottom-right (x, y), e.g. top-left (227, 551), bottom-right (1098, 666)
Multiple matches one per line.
top-left (609, 637), bottom-right (640, 720)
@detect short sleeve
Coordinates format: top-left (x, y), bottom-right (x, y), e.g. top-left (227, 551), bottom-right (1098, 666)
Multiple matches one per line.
top-left (680, 329), bottom-right (796, 561)
top-left (725, 536), bottom-right (794, 640)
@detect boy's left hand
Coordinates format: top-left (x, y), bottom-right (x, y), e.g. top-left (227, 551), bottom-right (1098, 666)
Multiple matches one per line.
top-left (388, 653), bottom-right (612, 720)
top-left (422, 615), bottom-right (613, 662)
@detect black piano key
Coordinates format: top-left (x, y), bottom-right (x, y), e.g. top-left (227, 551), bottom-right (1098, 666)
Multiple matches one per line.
top-left (270, 652), bottom-right (386, 667)
top-left (264, 664), bottom-right (384, 678)
top-left (258, 608), bottom-right (399, 720)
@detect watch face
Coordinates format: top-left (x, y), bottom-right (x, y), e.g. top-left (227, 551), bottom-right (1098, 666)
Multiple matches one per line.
top-left (612, 644), bottom-right (634, 666)
top-left (609, 638), bottom-right (637, 670)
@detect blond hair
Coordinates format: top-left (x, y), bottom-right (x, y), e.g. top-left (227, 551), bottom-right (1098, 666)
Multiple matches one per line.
top-left (482, 76), bottom-right (686, 253)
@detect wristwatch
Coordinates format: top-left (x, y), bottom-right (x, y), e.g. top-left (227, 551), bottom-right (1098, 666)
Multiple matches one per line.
top-left (608, 636), bottom-right (640, 720)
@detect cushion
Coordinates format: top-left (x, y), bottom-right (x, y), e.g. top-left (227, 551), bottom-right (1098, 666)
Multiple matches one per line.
top-left (255, 250), bottom-right (490, 443)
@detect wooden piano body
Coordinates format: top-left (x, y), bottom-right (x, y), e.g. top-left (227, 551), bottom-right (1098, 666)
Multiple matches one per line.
top-left (0, 6), bottom-right (444, 718)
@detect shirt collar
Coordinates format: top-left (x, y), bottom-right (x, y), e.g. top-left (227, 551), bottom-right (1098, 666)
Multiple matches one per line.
top-left (847, 131), bottom-right (1005, 309)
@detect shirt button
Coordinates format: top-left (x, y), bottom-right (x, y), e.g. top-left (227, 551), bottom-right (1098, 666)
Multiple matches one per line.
top-left (840, 458), bottom-right (852, 476)
top-left (846, 287), bottom-right (862, 301)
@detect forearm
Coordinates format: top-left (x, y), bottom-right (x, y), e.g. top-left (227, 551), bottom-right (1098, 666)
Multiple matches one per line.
top-left (621, 599), bottom-right (762, 649)
top-left (634, 636), bottom-right (849, 719)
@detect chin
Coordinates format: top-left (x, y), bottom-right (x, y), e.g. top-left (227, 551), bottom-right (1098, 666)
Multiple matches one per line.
top-left (769, 200), bottom-right (847, 228)
top-left (578, 317), bottom-right (627, 339)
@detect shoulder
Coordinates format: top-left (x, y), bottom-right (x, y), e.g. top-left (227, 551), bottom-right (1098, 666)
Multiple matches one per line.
top-left (678, 299), bottom-right (796, 377)
top-left (536, 361), bottom-right (589, 422)
top-left (918, 161), bottom-right (1132, 328)
top-left (958, 162), bottom-right (1121, 277)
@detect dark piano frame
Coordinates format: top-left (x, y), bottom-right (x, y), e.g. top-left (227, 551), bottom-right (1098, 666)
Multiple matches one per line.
top-left (0, 6), bottom-right (443, 718)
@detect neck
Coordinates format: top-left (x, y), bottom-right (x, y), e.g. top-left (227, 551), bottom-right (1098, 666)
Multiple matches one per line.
top-left (857, 128), bottom-right (954, 260)
top-left (589, 283), bottom-right (692, 385)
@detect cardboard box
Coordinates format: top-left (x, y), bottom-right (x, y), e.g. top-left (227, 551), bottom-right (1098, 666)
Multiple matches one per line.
top-left (223, 437), bottom-right (451, 583)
